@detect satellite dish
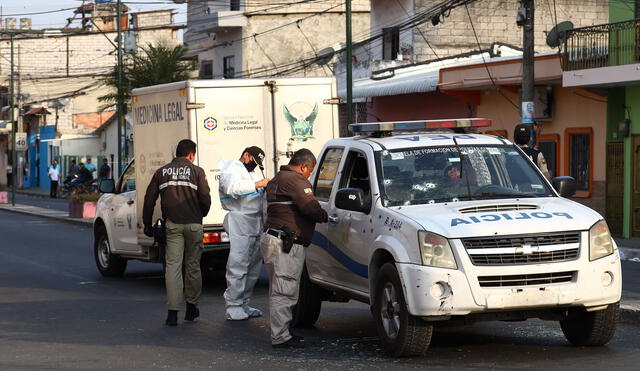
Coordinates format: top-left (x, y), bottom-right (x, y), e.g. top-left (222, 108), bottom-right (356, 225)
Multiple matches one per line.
top-left (316, 47), bottom-right (335, 66)
top-left (546, 21), bottom-right (574, 48)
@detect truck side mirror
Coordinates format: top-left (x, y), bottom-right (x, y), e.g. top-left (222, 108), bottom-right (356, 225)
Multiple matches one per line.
top-left (552, 176), bottom-right (576, 198)
top-left (335, 188), bottom-right (367, 213)
top-left (99, 179), bottom-right (116, 194)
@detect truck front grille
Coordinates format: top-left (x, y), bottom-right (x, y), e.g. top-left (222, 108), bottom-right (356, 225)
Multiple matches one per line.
top-left (478, 271), bottom-right (576, 287)
top-left (462, 232), bottom-right (581, 266)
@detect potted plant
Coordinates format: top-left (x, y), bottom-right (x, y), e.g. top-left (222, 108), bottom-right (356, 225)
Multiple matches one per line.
top-left (69, 189), bottom-right (101, 218)
top-left (0, 184), bottom-right (7, 204)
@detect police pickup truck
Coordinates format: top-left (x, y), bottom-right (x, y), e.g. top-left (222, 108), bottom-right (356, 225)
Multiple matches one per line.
top-left (293, 119), bottom-right (621, 357)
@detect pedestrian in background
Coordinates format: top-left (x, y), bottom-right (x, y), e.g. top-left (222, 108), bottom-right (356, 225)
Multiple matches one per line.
top-left (143, 139), bottom-right (211, 326)
top-left (99, 158), bottom-right (111, 181)
top-left (85, 157), bottom-right (96, 179)
top-left (261, 148), bottom-right (328, 348)
top-left (219, 146), bottom-right (270, 320)
top-left (48, 160), bottom-right (60, 198)
top-left (514, 124), bottom-right (551, 180)
top-left (68, 160), bottom-right (79, 177)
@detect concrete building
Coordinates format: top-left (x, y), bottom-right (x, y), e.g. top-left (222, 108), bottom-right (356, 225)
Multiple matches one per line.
top-left (561, 0), bottom-right (640, 238)
top-left (185, 0), bottom-right (370, 79)
top-left (0, 2), bottom-right (180, 189)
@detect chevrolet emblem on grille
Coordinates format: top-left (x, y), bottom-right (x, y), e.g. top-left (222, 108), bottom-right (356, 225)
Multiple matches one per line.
top-left (516, 244), bottom-right (537, 255)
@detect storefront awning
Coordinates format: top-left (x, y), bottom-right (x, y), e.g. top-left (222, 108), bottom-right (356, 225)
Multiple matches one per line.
top-left (25, 107), bottom-right (51, 116)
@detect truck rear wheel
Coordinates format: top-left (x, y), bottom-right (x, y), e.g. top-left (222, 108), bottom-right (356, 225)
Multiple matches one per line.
top-left (94, 226), bottom-right (127, 277)
top-left (373, 263), bottom-right (432, 357)
top-left (560, 302), bottom-right (619, 346)
top-left (291, 266), bottom-right (323, 328)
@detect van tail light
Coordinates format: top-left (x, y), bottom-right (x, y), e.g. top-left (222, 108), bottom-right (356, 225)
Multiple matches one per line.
top-left (203, 232), bottom-right (221, 244)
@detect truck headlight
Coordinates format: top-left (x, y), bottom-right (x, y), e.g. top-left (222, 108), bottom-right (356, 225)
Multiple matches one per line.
top-left (589, 220), bottom-right (614, 261)
top-left (418, 231), bottom-right (457, 269)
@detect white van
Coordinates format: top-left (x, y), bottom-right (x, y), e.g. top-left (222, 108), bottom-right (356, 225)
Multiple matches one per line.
top-left (93, 78), bottom-right (339, 276)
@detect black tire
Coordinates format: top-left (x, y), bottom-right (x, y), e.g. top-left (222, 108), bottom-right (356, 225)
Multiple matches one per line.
top-left (372, 263), bottom-right (433, 357)
top-left (94, 225), bottom-right (127, 277)
top-left (560, 302), bottom-right (619, 346)
top-left (291, 266), bottom-right (323, 328)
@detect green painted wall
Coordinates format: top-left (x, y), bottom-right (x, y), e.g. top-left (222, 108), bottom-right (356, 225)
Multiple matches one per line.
top-left (610, 0), bottom-right (635, 22)
top-left (607, 88), bottom-right (626, 142)
top-left (623, 85), bottom-right (640, 237)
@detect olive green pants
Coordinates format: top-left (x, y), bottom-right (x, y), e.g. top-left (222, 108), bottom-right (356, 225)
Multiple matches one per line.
top-left (165, 219), bottom-right (203, 311)
top-left (260, 233), bottom-right (305, 345)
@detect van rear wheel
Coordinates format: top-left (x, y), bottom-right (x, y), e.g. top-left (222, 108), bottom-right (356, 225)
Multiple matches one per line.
top-left (560, 302), bottom-right (619, 346)
top-left (373, 262), bottom-right (432, 357)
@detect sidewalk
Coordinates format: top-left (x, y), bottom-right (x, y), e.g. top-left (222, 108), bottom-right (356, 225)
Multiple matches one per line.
top-left (0, 199), bottom-right (639, 323)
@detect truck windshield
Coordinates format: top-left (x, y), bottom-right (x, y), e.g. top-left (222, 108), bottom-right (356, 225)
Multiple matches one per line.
top-left (378, 145), bottom-right (554, 206)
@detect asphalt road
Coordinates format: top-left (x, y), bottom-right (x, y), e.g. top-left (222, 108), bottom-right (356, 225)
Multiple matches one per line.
top-left (1, 211), bottom-right (639, 370)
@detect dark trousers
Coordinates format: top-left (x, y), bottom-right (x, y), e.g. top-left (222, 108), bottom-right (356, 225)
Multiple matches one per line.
top-left (50, 181), bottom-right (58, 198)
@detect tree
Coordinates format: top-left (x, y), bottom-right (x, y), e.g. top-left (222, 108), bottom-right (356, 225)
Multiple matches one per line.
top-left (98, 43), bottom-right (196, 110)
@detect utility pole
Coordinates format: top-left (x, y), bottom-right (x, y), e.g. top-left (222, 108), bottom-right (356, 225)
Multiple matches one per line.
top-left (116, 0), bottom-right (124, 176)
top-left (520, 0), bottom-right (535, 126)
top-left (10, 33), bottom-right (15, 206)
top-left (345, 0), bottom-right (353, 126)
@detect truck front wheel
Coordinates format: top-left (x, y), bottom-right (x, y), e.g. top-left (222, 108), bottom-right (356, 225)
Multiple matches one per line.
top-left (373, 263), bottom-right (433, 357)
top-left (94, 226), bottom-right (127, 277)
top-left (560, 302), bottom-right (619, 346)
top-left (291, 266), bottom-right (323, 328)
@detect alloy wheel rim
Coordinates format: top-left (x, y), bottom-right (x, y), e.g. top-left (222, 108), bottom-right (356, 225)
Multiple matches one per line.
top-left (380, 282), bottom-right (401, 339)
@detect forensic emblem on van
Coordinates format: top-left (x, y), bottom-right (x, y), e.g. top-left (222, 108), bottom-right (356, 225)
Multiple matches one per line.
top-left (203, 116), bottom-right (218, 132)
top-left (283, 102), bottom-right (318, 142)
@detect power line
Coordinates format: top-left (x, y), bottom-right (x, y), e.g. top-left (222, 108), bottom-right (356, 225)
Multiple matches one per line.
top-left (0, 7), bottom-right (77, 17)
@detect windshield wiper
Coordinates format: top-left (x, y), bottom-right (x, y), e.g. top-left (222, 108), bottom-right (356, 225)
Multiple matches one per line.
top-left (474, 192), bottom-right (538, 199)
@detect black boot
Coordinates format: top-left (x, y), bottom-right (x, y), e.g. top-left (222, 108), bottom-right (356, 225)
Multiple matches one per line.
top-left (185, 303), bottom-right (200, 321)
top-left (165, 310), bottom-right (178, 326)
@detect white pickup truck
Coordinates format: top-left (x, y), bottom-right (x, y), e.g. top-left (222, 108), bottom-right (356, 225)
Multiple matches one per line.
top-left (293, 119), bottom-right (621, 357)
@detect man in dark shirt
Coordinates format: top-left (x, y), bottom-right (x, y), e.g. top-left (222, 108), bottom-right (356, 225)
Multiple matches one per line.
top-left (143, 139), bottom-right (211, 326)
top-left (78, 163), bottom-right (93, 184)
top-left (261, 148), bottom-right (328, 348)
top-left (99, 158), bottom-right (111, 180)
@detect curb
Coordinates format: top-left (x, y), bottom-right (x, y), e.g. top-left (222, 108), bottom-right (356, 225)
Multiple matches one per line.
top-left (620, 305), bottom-right (640, 324)
top-left (0, 205), bottom-right (92, 228)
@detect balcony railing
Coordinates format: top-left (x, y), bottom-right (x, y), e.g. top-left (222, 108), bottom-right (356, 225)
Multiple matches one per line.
top-left (563, 19), bottom-right (640, 71)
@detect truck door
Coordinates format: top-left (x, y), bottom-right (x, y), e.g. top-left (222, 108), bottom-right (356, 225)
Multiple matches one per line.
top-left (192, 85), bottom-right (270, 228)
top-left (269, 80), bottom-right (338, 169)
top-left (112, 162), bottom-right (139, 253)
top-left (323, 149), bottom-right (372, 294)
top-left (308, 147), bottom-right (345, 285)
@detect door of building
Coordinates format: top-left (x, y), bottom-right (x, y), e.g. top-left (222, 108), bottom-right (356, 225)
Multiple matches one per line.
top-left (606, 142), bottom-right (624, 236)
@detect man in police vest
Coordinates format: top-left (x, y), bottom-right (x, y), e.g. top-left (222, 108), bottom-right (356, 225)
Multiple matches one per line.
top-left (514, 124), bottom-right (551, 180)
top-left (143, 139), bottom-right (211, 326)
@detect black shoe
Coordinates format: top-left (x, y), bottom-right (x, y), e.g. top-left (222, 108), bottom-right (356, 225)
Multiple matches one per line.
top-left (165, 310), bottom-right (178, 326)
top-left (272, 335), bottom-right (305, 349)
top-left (185, 303), bottom-right (200, 321)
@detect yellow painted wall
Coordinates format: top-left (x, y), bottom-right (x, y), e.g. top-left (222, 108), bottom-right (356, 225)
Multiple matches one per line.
top-left (477, 85), bottom-right (607, 181)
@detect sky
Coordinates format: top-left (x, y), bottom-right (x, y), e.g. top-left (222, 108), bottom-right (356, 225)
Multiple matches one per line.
top-left (0, 0), bottom-right (187, 30)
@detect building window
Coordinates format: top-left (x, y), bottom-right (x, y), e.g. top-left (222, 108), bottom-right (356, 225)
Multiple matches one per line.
top-left (223, 56), bottom-right (235, 78)
top-left (538, 134), bottom-right (560, 178)
top-left (564, 128), bottom-right (593, 197)
top-left (382, 27), bottom-right (400, 60)
top-left (230, 0), bottom-right (240, 11)
top-left (200, 60), bottom-right (213, 79)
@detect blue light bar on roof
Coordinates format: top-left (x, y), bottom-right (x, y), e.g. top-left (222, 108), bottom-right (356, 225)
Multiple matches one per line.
top-left (350, 118), bottom-right (491, 134)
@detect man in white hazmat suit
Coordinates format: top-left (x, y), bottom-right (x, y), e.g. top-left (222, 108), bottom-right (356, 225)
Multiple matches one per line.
top-left (219, 146), bottom-right (270, 320)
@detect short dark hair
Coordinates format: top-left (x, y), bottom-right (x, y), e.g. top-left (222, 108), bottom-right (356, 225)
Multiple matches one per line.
top-left (289, 148), bottom-right (316, 167)
top-left (514, 124), bottom-right (531, 145)
top-left (176, 139), bottom-right (197, 157)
